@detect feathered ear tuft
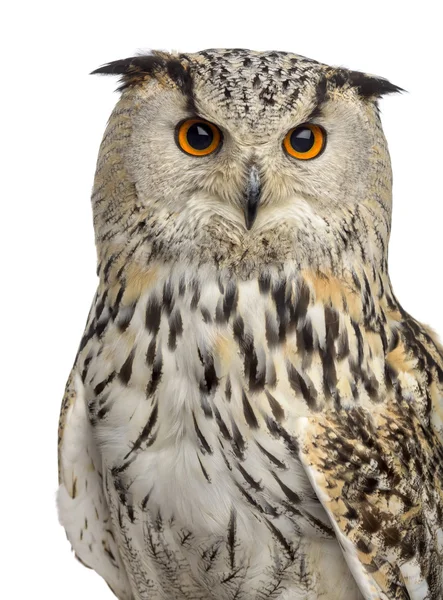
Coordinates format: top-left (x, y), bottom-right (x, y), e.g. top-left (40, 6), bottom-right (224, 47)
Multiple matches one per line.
top-left (347, 70), bottom-right (405, 98)
top-left (328, 68), bottom-right (405, 100)
top-left (91, 54), bottom-right (166, 90)
top-left (91, 52), bottom-right (193, 97)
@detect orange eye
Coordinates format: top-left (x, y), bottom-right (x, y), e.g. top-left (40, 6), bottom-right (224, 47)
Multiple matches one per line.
top-left (283, 124), bottom-right (326, 160)
top-left (176, 119), bottom-right (222, 156)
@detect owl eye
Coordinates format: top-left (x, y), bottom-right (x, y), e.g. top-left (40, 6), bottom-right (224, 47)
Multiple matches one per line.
top-left (283, 124), bottom-right (326, 160)
top-left (176, 119), bottom-right (222, 156)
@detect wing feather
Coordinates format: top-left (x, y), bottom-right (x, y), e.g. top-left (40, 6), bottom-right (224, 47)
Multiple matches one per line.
top-left (296, 400), bottom-right (443, 600)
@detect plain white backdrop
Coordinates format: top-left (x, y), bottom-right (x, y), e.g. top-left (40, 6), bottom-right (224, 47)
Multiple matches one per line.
top-left (2, 0), bottom-right (442, 597)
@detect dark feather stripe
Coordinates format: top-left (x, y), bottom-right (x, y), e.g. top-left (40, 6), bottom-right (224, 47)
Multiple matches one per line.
top-left (192, 413), bottom-right (212, 454)
top-left (242, 391), bottom-right (259, 428)
top-left (124, 403), bottom-right (158, 459)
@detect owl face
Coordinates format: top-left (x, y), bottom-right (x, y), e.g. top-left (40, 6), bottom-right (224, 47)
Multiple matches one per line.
top-left (92, 49), bottom-right (401, 275)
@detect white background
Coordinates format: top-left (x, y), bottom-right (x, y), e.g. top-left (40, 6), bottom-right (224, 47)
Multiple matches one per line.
top-left (2, 1), bottom-right (442, 597)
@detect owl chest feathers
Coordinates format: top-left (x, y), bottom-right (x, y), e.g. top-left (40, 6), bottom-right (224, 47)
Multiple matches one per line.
top-left (77, 264), bottom-right (407, 596)
top-left (84, 264), bottom-right (395, 523)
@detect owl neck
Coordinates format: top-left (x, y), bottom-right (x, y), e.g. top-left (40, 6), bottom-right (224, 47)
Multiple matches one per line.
top-left (96, 231), bottom-right (398, 336)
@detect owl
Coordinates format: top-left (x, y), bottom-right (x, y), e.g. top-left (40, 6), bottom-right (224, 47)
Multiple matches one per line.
top-left (57, 49), bottom-right (443, 600)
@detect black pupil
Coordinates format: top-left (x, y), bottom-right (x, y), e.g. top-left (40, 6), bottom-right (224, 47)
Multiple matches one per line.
top-left (290, 127), bottom-right (314, 153)
top-left (187, 122), bottom-right (214, 150)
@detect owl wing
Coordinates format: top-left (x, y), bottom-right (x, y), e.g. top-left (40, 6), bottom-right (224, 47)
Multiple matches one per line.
top-left (297, 401), bottom-right (443, 600)
top-left (58, 368), bottom-right (132, 600)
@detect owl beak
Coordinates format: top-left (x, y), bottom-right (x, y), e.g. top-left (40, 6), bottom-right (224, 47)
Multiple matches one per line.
top-left (244, 165), bottom-right (261, 230)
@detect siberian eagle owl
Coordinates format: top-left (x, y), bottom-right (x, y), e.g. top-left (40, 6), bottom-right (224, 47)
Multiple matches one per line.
top-left (58, 49), bottom-right (443, 600)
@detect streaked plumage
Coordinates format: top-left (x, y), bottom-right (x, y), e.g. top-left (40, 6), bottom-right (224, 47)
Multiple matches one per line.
top-left (58, 49), bottom-right (443, 599)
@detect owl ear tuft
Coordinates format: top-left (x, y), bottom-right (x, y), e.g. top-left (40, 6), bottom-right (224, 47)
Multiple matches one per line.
top-left (328, 69), bottom-right (405, 99)
top-left (91, 54), bottom-right (165, 90)
top-left (91, 53), bottom-right (193, 96)
top-left (347, 70), bottom-right (405, 99)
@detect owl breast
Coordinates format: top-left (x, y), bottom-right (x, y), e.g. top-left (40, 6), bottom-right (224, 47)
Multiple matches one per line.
top-left (81, 264), bottom-right (363, 599)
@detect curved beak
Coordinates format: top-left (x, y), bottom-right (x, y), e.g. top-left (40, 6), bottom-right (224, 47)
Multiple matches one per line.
top-left (243, 165), bottom-right (261, 230)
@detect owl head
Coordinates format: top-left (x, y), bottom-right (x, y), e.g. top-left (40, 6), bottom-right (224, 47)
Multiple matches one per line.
top-left (91, 49), bottom-right (401, 279)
